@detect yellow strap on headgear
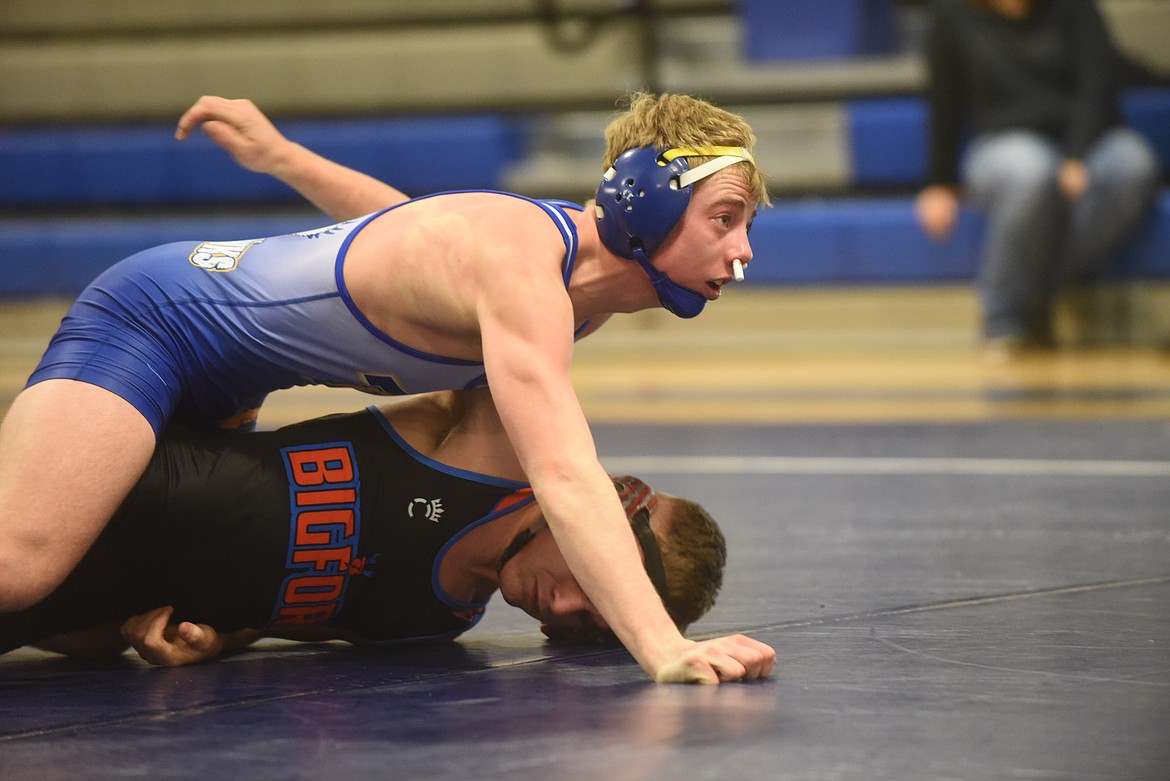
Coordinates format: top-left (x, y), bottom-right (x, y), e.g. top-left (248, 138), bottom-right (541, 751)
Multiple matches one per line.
top-left (659, 146), bottom-right (756, 164)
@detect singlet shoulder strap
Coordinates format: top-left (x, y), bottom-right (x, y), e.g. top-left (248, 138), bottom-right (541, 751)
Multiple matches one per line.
top-left (534, 198), bottom-right (582, 289)
top-left (358, 190), bottom-right (583, 290)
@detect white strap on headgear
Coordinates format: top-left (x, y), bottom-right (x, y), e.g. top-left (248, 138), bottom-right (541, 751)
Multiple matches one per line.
top-left (661, 146), bottom-right (755, 189)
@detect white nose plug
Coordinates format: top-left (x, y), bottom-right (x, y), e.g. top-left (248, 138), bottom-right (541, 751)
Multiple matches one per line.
top-left (732, 258), bottom-right (745, 282)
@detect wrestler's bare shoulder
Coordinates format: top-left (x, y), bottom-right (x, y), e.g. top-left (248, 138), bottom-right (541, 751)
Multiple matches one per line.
top-left (341, 193), bottom-right (572, 354)
top-left (347, 192), bottom-right (571, 291)
top-left (374, 192), bottom-right (564, 241)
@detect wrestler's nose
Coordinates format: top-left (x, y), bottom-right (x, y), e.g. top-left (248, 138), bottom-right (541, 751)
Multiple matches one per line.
top-left (548, 585), bottom-right (589, 617)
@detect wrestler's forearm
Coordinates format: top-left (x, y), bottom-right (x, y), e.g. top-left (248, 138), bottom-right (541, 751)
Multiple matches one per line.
top-left (482, 321), bottom-right (686, 678)
top-left (538, 465), bottom-right (689, 677)
top-left (268, 142), bottom-right (411, 221)
top-left (218, 627), bottom-right (263, 657)
top-left (33, 623), bottom-right (129, 660)
top-left (175, 95), bottom-right (411, 222)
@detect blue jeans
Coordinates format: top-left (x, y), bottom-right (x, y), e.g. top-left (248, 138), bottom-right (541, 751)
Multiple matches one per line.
top-left (962, 127), bottom-right (1159, 341)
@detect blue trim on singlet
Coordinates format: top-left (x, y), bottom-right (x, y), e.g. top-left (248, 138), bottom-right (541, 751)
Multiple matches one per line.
top-left (367, 406), bottom-right (529, 489)
top-left (334, 191), bottom-right (583, 365)
top-left (541, 198), bottom-right (594, 336)
top-left (539, 198), bottom-right (583, 288)
top-left (366, 405), bottom-right (537, 615)
top-left (431, 490), bottom-right (537, 614)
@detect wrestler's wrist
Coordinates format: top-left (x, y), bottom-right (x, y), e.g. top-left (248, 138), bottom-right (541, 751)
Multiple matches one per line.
top-left (265, 140), bottom-right (309, 180)
top-left (629, 628), bottom-right (693, 679)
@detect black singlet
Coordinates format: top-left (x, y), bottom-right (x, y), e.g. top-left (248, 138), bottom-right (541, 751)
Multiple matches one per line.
top-left (1, 407), bottom-right (533, 653)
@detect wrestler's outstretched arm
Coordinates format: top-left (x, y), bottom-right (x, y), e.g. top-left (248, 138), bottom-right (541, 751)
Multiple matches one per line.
top-left (32, 623), bottom-right (131, 660)
top-left (175, 95), bottom-right (411, 221)
top-left (474, 222), bottom-right (775, 684)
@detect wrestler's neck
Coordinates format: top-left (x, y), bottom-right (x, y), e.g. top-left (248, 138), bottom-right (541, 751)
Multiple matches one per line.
top-left (381, 390), bottom-right (523, 480)
top-left (567, 206), bottom-right (658, 317)
top-left (440, 501), bottom-right (541, 603)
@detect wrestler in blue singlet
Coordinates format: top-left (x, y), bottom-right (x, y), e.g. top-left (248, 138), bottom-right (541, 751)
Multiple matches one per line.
top-left (27, 192), bottom-right (583, 435)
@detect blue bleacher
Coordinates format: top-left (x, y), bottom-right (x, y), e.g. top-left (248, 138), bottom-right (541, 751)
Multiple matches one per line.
top-left (0, 87), bottom-right (1166, 298)
top-left (747, 191), bottom-right (1170, 285)
top-left (0, 212), bottom-right (327, 297)
top-left (844, 88), bottom-right (1170, 188)
top-left (803, 85), bottom-right (1170, 288)
top-left (740, 0), bottom-right (897, 62)
top-left (748, 198), bottom-right (982, 285)
top-left (0, 113), bottom-right (531, 297)
top-left (0, 114), bottom-right (528, 206)
top-left (7, 189), bottom-right (1166, 298)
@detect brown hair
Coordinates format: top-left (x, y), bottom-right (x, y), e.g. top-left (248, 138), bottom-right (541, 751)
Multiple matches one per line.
top-left (653, 494), bottom-right (727, 632)
top-left (542, 492), bottom-right (727, 647)
top-left (602, 91), bottom-right (771, 207)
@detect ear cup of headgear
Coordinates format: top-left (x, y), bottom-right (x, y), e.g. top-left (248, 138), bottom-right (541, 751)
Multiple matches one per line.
top-left (595, 146), bottom-right (693, 260)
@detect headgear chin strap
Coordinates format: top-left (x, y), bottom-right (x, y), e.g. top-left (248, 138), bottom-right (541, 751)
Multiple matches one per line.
top-left (630, 246), bottom-right (708, 319)
top-left (595, 144), bottom-right (755, 319)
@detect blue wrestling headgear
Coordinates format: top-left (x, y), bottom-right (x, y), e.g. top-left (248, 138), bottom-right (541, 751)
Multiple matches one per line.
top-left (595, 145), bottom-right (756, 319)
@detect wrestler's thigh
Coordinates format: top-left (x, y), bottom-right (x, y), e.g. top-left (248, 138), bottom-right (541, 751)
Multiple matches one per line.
top-left (0, 379), bottom-right (156, 608)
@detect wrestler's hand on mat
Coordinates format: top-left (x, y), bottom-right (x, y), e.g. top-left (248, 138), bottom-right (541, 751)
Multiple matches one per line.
top-left (120, 606), bottom-right (226, 667)
top-left (175, 95), bottom-right (290, 176)
top-left (653, 634), bottom-right (776, 684)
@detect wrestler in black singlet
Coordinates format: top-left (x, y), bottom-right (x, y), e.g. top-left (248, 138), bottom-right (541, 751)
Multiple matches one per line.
top-left (0, 407), bottom-right (533, 654)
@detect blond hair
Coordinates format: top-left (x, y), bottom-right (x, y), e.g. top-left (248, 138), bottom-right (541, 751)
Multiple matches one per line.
top-left (603, 91), bottom-right (771, 207)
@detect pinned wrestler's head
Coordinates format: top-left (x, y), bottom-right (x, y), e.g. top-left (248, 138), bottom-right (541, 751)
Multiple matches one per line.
top-left (495, 476), bottom-right (726, 644)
